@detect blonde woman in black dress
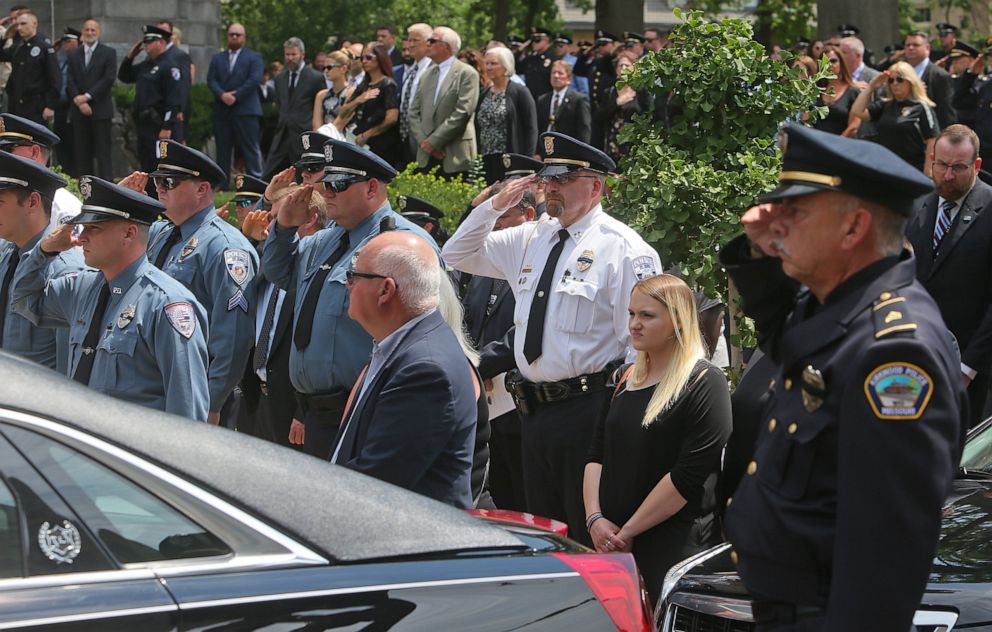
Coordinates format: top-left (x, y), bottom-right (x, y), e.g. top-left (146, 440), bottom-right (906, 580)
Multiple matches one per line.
top-left (583, 274), bottom-right (732, 603)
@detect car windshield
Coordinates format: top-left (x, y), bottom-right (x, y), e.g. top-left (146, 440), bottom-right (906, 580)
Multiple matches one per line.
top-left (960, 417), bottom-right (992, 474)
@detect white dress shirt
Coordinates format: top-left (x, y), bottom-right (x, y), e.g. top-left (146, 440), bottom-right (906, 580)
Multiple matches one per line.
top-left (442, 199), bottom-right (662, 382)
top-left (253, 281), bottom-right (287, 382)
top-left (433, 56), bottom-right (455, 102)
top-left (402, 56), bottom-right (432, 107)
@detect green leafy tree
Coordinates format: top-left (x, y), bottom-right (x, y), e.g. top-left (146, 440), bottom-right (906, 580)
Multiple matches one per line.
top-left (610, 9), bottom-right (825, 353)
top-left (689, 0), bottom-right (816, 47)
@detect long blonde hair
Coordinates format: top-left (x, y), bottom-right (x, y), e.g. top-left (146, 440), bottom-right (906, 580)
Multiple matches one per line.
top-left (629, 275), bottom-right (706, 427)
top-left (882, 61), bottom-right (936, 107)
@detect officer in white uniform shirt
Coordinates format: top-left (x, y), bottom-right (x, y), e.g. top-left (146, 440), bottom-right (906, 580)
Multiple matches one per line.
top-left (0, 113), bottom-right (81, 228)
top-left (442, 131), bottom-right (662, 544)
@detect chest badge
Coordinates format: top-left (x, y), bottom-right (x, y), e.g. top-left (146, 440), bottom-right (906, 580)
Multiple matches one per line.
top-left (117, 304), bottom-right (136, 329)
top-left (801, 365), bottom-right (826, 412)
top-left (180, 237), bottom-right (198, 259)
top-left (901, 106), bottom-right (913, 118)
top-left (576, 250), bottom-right (595, 272)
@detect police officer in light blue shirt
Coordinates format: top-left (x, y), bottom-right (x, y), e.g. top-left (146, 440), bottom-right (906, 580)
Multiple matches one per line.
top-left (12, 176), bottom-right (210, 421)
top-left (0, 151), bottom-right (85, 374)
top-left (141, 140), bottom-right (257, 426)
top-left (262, 139), bottom-right (438, 458)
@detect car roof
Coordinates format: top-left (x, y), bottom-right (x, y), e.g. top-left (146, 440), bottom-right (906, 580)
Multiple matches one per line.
top-left (0, 352), bottom-right (522, 561)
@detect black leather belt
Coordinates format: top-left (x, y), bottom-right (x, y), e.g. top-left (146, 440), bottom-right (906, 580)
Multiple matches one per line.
top-left (506, 363), bottom-right (620, 414)
top-left (295, 389), bottom-right (348, 416)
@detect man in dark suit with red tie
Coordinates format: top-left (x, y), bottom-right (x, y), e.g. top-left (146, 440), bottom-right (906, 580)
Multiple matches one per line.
top-left (67, 19), bottom-right (116, 180)
top-left (207, 23), bottom-right (264, 182)
top-left (907, 124), bottom-right (992, 426)
top-left (536, 60), bottom-right (591, 144)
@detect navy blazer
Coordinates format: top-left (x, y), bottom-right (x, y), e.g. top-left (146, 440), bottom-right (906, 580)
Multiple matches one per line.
top-left (334, 310), bottom-right (477, 508)
top-left (207, 47), bottom-right (264, 117)
top-left (66, 42), bottom-right (117, 120)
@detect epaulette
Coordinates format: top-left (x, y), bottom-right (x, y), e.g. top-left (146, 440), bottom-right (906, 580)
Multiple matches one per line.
top-left (872, 290), bottom-right (918, 339)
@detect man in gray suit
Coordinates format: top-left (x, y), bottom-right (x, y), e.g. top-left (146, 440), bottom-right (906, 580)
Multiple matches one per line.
top-left (409, 26), bottom-right (479, 179)
top-left (263, 37), bottom-right (325, 179)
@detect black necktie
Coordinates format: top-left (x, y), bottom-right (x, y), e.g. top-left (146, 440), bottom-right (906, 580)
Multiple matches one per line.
top-left (294, 233), bottom-right (350, 350)
top-left (289, 71), bottom-right (298, 98)
top-left (523, 229), bottom-right (570, 364)
top-left (153, 225), bottom-right (182, 268)
top-left (253, 284), bottom-right (281, 372)
top-left (0, 247), bottom-right (20, 346)
top-left (73, 282), bottom-right (111, 385)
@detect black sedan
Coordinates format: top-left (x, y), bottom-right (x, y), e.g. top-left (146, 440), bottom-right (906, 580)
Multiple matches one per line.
top-left (657, 416), bottom-right (992, 631)
top-left (0, 353), bottom-right (653, 630)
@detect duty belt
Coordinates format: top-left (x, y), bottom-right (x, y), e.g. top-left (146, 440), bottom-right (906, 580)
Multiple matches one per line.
top-left (295, 389), bottom-right (348, 416)
top-left (505, 362), bottom-right (621, 415)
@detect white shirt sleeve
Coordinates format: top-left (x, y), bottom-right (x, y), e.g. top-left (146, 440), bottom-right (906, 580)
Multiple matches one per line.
top-left (441, 197), bottom-right (532, 280)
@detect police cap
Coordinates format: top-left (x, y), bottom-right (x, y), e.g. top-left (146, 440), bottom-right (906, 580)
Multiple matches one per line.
top-left (936, 23), bottom-right (959, 36)
top-left (0, 151), bottom-right (66, 199)
top-left (530, 27), bottom-right (553, 40)
top-left (150, 140), bottom-right (227, 187)
top-left (837, 24), bottom-right (860, 37)
top-left (0, 113), bottom-right (60, 149)
top-left (234, 174), bottom-right (267, 199)
top-left (624, 32), bottom-right (647, 45)
top-left (320, 139), bottom-right (397, 184)
top-left (537, 132), bottom-right (616, 177)
top-left (595, 30), bottom-right (619, 44)
top-left (398, 195), bottom-right (444, 224)
top-left (73, 176), bottom-right (165, 225)
top-left (142, 24), bottom-right (172, 43)
top-left (949, 41), bottom-right (979, 58)
top-left (508, 35), bottom-right (525, 46)
top-left (501, 153), bottom-right (544, 179)
top-left (297, 131), bottom-right (333, 167)
top-left (795, 36), bottom-right (811, 48)
top-left (554, 33), bottom-right (573, 46)
top-left (61, 27), bottom-right (81, 42)
top-left (758, 123), bottom-right (933, 216)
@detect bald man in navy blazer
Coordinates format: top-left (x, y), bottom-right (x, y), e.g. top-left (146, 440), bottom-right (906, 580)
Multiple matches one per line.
top-left (207, 23), bottom-right (264, 181)
top-left (331, 231), bottom-right (477, 508)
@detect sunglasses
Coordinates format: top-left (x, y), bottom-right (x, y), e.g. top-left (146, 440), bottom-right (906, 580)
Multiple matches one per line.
top-left (426, 37), bottom-right (441, 44)
top-left (299, 164), bottom-right (324, 173)
top-left (538, 173), bottom-right (600, 186)
top-left (234, 198), bottom-right (255, 208)
top-left (887, 76), bottom-right (907, 84)
top-left (828, 57), bottom-right (840, 64)
top-left (363, 54), bottom-right (376, 60)
top-left (153, 175), bottom-right (189, 190)
top-left (345, 269), bottom-right (389, 286)
top-left (325, 64), bottom-right (345, 70)
top-left (322, 177), bottom-right (368, 193)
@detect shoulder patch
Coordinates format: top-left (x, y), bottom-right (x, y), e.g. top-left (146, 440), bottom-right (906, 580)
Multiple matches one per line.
top-left (165, 302), bottom-right (196, 339)
top-left (864, 362), bottom-right (933, 420)
top-left (224, 248), bottom-right (251, 285)
top-left (872, 291), bottom-right (917, 339)
top-left (171, 67), bottom-right (181, 81)
top-left (632, 255), bottom-right (657, 280)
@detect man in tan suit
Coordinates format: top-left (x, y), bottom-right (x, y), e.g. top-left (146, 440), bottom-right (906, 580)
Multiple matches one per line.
top-left (409, 26), bottom-right (479, 178)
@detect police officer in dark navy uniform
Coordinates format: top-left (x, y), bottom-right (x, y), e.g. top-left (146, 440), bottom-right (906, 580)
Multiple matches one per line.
top-left (721, 123), bottom-right (966, 631)
top-left (117, 25), bottom-right (187, 189)
top-left (517, 27), bottom-right (560, 101)
top-left (399, 195), bottom-right (448, 246)
top-left (0, 10), bottom-right (60, 124)
top-left (574, 30), bottom-right (619, 150)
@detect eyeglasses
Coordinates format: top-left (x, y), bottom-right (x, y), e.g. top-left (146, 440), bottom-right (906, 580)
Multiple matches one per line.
top-left (325, 64), bottom-right (345, 70)
top-left (153, 175), bottom-right (189, 190)
top-left (932, 160), bottom-right (974, 175)
top-left (227, 33), bottom-right (244, 37)
top-left (827, 57), bottom-right (840, 64)
top-left (537, 173), bottom-right (600, 186)
top-left (427, 37), bottom-right (441, 44)
top-left (322, 177), bottom-right (368, 193)
top-left (887, 76), bottom-right (907, 84)
top-left (299, 164), bottom-right (324, 173)
top-left (363, 53), bottom-right (376, 60)
top-left (345, 269), bottom-right (389, 286)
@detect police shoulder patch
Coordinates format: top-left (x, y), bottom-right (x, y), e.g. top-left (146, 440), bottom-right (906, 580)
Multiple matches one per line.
top-left (224, 248), bottom-right (251, 285)
top-left (171, 67), bottom-right (181, 81)
top-left (632, 255), bottom-right (657, 280)
top-left (165, 302), bottom-right (196, 339)
top-left (864, 362), bottom-right (933, 420)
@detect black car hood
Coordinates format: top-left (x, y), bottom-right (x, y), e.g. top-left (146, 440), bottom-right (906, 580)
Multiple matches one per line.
top-left (674, 480), bottom-right (992, 627)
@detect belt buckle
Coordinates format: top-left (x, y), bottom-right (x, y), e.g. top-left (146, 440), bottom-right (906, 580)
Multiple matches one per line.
top-left (541, 382), bottom-right (570, 402)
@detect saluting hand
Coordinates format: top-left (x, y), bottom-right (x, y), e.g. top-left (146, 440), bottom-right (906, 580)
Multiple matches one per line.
top-left (277, 185), bottom-right (316, 228)
top-left (118, 171), bottom-right (149, 193)
top-left (264, 167), bottom-right (295, 202)
top-left (242, 209), bottom-right (272, 241)
top-left (40, 224), bottom-right (79, 255)
top-left (491, 174), bottom-right (536, 212)
top-left (741, 202), bottom-right (784, 258)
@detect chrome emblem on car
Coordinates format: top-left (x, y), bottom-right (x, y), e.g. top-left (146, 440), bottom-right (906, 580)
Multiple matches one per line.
top-left (38, 520), bottom-right (82, 564)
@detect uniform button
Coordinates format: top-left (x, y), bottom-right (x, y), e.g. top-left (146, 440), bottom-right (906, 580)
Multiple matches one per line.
top-left (730, 550), bottom-right (739, 564)
top-left (788, 423), bottom-right (798, 434)
top-left (537, 291), bottom-right (545, 297)
top-left (784, 377), bottom-right (793, 390)
top-left (768, 378), bottom-right (775, 390)
top-left (880, 291), bottom-right (892, 301)
top-left (726, 497), bottom-right (732, 507)
top-left (768, 418), bottom-right (777, 432)
top-left (747, 461), bottom-right (757, 475)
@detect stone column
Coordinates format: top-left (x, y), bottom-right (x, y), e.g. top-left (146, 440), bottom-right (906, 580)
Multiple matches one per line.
top-left (817, 0), bottom-right (899, 63)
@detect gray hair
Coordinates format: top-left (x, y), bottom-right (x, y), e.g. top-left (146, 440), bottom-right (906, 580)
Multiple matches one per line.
top-left (436, 26), bottom-right (461, 53)
top-left (486, 46), bottom-right (515, 77)
top-left (836, 195), bottom-right (906, 257)
top-left (283, 37), bottom-right (305, 54)
top-left (437, 273), bottom-right (480, 366)
top-left (408, 23), bottom-right (432, 40)
top-left (372, 244), bottom-right (440, 315)
top-left (840, 36), bottom-right (864, 57)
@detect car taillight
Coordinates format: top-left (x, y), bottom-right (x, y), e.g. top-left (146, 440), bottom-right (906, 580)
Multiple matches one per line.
top-left (552, 552), bottom-right (655, 632)
top-left (466, 508), bottom-right (570, 536)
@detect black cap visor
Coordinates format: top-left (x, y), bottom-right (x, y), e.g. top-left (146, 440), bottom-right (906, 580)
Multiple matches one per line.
top-left (70, 208), bottom-right (151, 225)
top-left (756, 181), bottom-right (837, 203)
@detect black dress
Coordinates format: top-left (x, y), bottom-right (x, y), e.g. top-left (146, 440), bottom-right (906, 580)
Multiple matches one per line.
top-left (587, 360), bottom-right (732, 603)
top-left (351, 78), bottom-right (403, 168)
top-left (813, 85), bottom-right (860, 135)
